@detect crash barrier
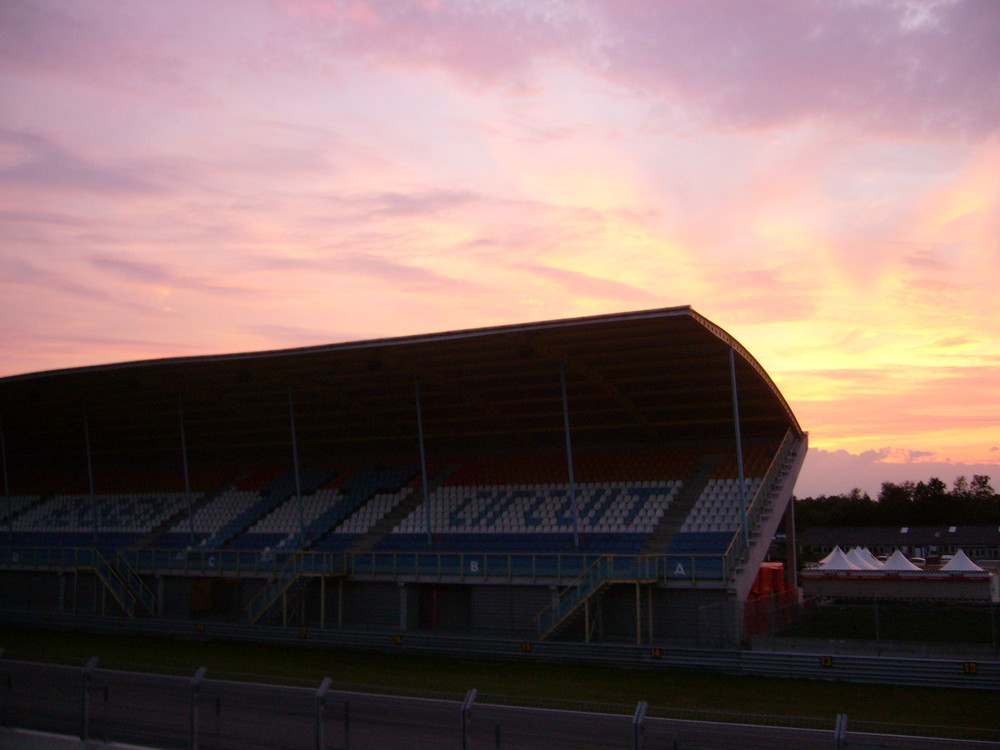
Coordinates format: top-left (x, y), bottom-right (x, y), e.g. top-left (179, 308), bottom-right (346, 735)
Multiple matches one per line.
top-left (1, 658), bottom-right (998, 750)
top-left (3, 608), bottom-right (999, 691)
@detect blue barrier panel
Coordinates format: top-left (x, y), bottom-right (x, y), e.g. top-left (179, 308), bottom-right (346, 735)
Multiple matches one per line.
top-left (662, 555), bottom-right (725, 579)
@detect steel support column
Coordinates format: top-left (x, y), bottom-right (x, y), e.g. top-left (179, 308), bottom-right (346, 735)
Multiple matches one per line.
top-left (414, 375), bottom-right (432, 547)
top-left (730, 348), bottom-right (749, 549)
top-left (784, 496), bottom-right (798, 589)
top-left (648, 583), bottom-right (653, 642)
top-left (83, 411), bottom-right (97, 542)
top-left (635, 582), bottom-right (642, 645)
top-left (1, 416), bottom-right (11, 543)
top-left (560, 362), bottom-right (580, 549)
top-left (289, 389), bottom-right (304, 546)
top-left (179, 397), bottom-right (194, 546)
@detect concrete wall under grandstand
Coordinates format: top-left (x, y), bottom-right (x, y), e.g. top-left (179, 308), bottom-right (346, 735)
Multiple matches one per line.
top-left (0, 307), bottom-right (806, 648)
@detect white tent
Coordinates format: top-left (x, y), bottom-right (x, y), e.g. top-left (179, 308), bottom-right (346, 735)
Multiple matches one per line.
top-left (940, 549), bottom-right (986, 573)
top-left (859, 547), bottom-right (883, 569)
top-left (819, 546), bottom-right (859, 571)
top-left (818, 546), bottom-right (843, 565)
top-left (881, 549), bottom-right (921, 571)
top-left (846, 547), bottom-right (879, 570)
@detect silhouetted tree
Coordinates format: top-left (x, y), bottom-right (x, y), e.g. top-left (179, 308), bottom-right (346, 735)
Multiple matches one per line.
top-left (795, 474), bottom-right (999, 528)
top-left (971, 474), bottom-right (995, 497)
top-left (877, 481), bottom-right (915, 525)
top-left (913, 477), bottom-right (949, 524)
top-left (953, 476), bottom-right (970, 497)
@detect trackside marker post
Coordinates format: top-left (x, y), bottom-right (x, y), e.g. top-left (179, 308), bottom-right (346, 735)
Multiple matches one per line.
top-left (461, 688), bottom-right (478, 750)
top-left (191, 666), bottom-right (207, 750)
top-left (633, 700), bottom-right (648, 750)
top-left (834, 713), bottom-right (848, 750)
top-left (316, 677), bottom-right (332, 750)
top-left (81, 656), bottom-right (98, 741)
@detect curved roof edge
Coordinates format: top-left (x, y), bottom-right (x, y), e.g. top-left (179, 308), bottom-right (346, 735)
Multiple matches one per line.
top-left (1, 305), bottom-right (697, 384)
top-left (1, 305), bottom-right (803, 438)
top-left (688, 309), bottom-right (804, 438)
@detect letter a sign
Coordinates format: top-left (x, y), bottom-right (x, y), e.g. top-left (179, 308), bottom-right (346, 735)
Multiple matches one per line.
top-left (673, 562), bottom-right (686, 576)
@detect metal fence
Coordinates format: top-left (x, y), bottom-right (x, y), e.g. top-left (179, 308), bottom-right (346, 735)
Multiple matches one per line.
top-left (2, 545), bottom-right (733, 585)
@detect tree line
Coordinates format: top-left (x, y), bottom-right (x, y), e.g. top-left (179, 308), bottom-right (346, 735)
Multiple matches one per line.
top-left (794, 475), bottom-right (1000, 530)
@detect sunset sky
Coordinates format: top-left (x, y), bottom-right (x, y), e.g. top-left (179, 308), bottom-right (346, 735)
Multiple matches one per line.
top-left (2, 0), bottom-right (998, 497)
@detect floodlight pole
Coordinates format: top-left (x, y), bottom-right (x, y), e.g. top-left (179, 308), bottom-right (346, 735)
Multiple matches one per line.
top-left (288, 389), bottom-right (304, 547)
top-left (560, 362), bottom-right (580, 549)
top-left (729, 348), bottom-right (749, 550)
top-left (414, 375), bottom-right (432, 547)
top-left (179, 397), bottom-right (194, 546)
top-left (1, 415), bottom-right (11, 543)
top-left (83, 411), bottom-right (97, 542)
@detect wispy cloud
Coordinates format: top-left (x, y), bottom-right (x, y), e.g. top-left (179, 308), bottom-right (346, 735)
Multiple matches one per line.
top-left (267, 0), bottom-right (1000, 137)
top-left (1, 256), bottom-right (116, 303)
top-left (0, 128), bottom-right (163, 195)
top-left (248, 250), bottom-right (491, 296)
top-left (594, 1), bottom-right (1000, 137)
top-left (515, 263), bottom-right (657, 303)
top-left (314, 190), bottom-right (483, 223)
top-left (87, 255), bottom-right (250, 296)
top-left (243, 323), bottom-right (361, 347)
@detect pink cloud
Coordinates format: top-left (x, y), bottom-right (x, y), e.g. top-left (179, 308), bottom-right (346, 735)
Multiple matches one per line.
top-left (707, 268), bottom-right (819, 324)
top-left (514, 263), bottom-right (658, 304)
top-left (797, 447), bottom-right (1000, 498)
top-left (0, 128), bottom-right (162, 195)
top-left (261, 0), bottom-right (1000, 137)
top-left (273, 0), bottom-right (588, 91)
top-left (87, 255), bottom-right (250, 297)
top-left (5, 1), bottom-right (997, 139)
top-left (596, 1), bottom-right (1000, 138)
top-left (1, 256), bottom-right (114, 303)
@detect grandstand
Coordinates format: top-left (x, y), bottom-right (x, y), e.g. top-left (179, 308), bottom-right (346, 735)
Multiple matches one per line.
top-left (0, 306), bottom-right (805, 647)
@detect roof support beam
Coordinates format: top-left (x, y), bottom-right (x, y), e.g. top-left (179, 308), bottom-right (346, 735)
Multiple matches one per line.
top-left (414, 367), bottom-right (538, 452)
top-left (527, 339), bottom-right (660, 443)
top-left (316, 379), bottom-right (409, 442)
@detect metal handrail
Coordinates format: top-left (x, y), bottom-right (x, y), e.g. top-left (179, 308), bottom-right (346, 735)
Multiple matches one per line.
top-left (114, 551), bottom-right (156, 613)
top-left (535, 555), bottom-right (611, 636)
top-left (245, 553), bottom-right (306, 623)
top-left (3, 545), bottom-right (739, 585)
top-left (722, 428), bottom-right (800, 582)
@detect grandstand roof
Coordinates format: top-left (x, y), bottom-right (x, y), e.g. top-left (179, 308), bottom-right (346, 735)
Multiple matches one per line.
top-left (0, 307), bottom-right (802, 481)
